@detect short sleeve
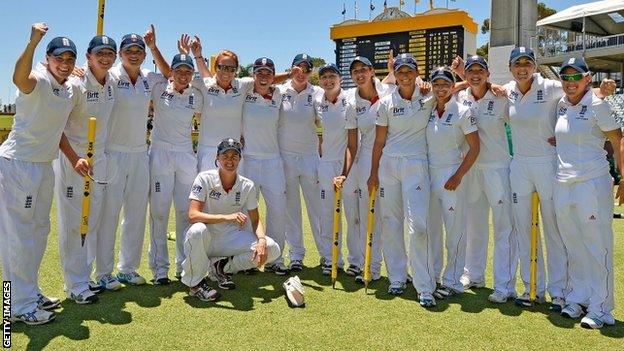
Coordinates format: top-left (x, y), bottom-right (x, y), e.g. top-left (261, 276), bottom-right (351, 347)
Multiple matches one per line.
top-left (189, 175), bottom-right (207, 202)
top-left (238, 77), bottom-right (254, 94)
top-left (549, 79), bottom-right (564, 100)
top-left (593, 100), bottom-right (622, 132)
top-left (345, 102), bottom-right (357, 129)
top-left (144, 70), bottom-right (167, 87)
top-left (375, 99), bottom-right (389, 126)
top-left (460, 108), bottom-right (478, 135)
top-left (244, 182), bottom-right (259, 211)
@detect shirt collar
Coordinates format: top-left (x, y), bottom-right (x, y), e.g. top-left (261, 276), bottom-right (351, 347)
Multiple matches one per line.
top-left (562, 89), bottom-right (593, 107)
top-left (211, 171), bottom-right (242, 193)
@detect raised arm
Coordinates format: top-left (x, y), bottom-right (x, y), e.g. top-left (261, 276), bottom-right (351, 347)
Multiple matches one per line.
top-left (13, 23), bottom-right (49, 94)
top-left (144, 24), bottom-right (171, 78)
top-left (189, 36), bottom-right (212, 79)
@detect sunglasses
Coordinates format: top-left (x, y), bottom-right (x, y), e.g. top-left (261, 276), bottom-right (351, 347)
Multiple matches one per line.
top-left (217, 64), bottom-right (237, 73)
top-left (560, 72), bottom-right (587, 82)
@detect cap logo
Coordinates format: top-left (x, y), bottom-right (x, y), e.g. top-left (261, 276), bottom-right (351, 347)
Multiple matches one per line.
top-left (519, 47), bottom-right (526, 53)
top-left (262, 58), bottom-right (267, 65)
top-left (303, 54), bottom-right (308, 59)
top-left (102, 36), bottom-right (109, 44)
top-left (472, 55), bottom-right (478, 59)
top-left (568, 58), bottom-right (575, 64)
top-left (181, 54), bottom-right (186, 60)
top-left (131, 34), bottom-right (137, 40)
top-left (62, 38), bottom-right (70, 46)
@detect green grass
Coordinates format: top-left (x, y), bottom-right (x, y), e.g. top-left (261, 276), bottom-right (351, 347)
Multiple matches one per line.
top-left (3, 196), bottom-right (624, 350)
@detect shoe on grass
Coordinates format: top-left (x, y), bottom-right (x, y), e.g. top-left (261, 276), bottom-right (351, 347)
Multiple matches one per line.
top-left (580, 313), bottom-right (615, 329)
top-left (460, 274), bottom-right (485, 289)
top-left (116, 271), bottom-right (147, 286)
top-left (419, 292), bottom-right (436, 308)
top-left (289, 260), bottom-right (304, 272)
top-left (213, 257), bottom-right (236, 290)
top-left (561, 303), bottom-right (586, 319)
top-left (345, 264), bottom-right (362, 276)
top-left (153, 277), bottom-right (171, 285)
top-left (37, 293), bottom-right (61, 310)
top-left (88, 280), bottom-right (105, 293)
top-left (433, 285), bottom-right (460, 300)
top-left (10, 308), bottom-right (56, 325)
top-left (265, 262), bottom-right (290, 275)
top-left (98, 273), bottom-right (123, 290)
top-left (514, 292), bottom-right (545, 307)
top-left (69, 289), bottom-right (99, 305)
top-left (549, 296), bottom-right (566, 312)
top-left (488, 290), bottom-right (516, 303)
top-left (387, 281), bottom-right (406, 295)
top-left (189, 281), bottom-right (220, 302)
top-left (354, 272), bottom-right (381, 285)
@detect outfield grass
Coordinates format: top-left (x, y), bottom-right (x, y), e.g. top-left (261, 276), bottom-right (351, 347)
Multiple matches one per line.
top-left (3, 197), bottom-right (624, 350)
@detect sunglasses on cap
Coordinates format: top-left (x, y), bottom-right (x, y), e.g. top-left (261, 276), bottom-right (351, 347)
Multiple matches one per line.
top-left (217, 64), bottom-right (237, 73)
top-left (560, 72), bottom-right (588, 82)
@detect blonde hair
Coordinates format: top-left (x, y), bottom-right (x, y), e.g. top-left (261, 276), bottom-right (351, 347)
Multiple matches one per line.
top-left (216, 50), bottom-right (239, 68)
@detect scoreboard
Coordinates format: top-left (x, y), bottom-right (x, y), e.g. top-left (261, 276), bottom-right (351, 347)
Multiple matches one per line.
top-left (336, 26), bottom-right (464, 87)
top-left (331, 8), bottom-right (476, 88)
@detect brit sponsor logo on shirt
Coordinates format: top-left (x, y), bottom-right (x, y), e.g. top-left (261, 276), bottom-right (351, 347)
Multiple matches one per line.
top-left (245, 94), bottom-right (258, 103)
top-left (282, 94), bottom-right (292, 102)
top-left (209, 189), bottom-right (222, 200)
top-left (191, 184), bottom-right (203, 196)
top-left (392, 107), bottom-right (405, 116)
top-left (160, 91), bottom-right (175, 101)
top-left (462, 99), bottom-right (472, 107)
top-left (207, 87), bottom-right (220, 96)
top-left (117, 80), bottom-right (131, 89)
top-left (319, 104), bottom-right (329, 113)
top-left (86, 91), bottom-right (100, 102)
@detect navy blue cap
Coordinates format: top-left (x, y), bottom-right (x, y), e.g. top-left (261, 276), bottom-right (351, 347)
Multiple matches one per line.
top-left (253, 57), bottom-right (275, 73)
top-left (509, 46), bottom-right (535, 64)
top-left (120, 33), bottom-right (146, 51)
top-left (292, 53), bottom-right (313, 68)
top-left (465, 55), bottom-right (488, 70)
top-left (46, 37), bottom-right (77, 57)
top-left (171, 54), bottom-right (194, 70)
top-left (349, 56), bottom-right (373, 71)
top-left (319, 63), bottom-right (341, 76)
top-left (430, 67), bottom-right (456, 83)
top-left (393, 53), bottom-right (418, 71)
top-left (217, 138), bottom-right (243, 155)
top-left (559, 56), bottom-right (589, 75)
top-left (88, 35), bottom-right (117, 54)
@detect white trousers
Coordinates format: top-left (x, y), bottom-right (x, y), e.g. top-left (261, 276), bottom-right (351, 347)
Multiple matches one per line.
top-left (181, 223), bottom-right (280, 287)
top-left (54, 151), bottom-right (106, 296)
top-left (464, 165), bottom-right (518, 295)
top-left (282, 153), bottom-right (321, 262)
top-left (243, 156), bottom-right (287, 265)
top-left (351, 153), bottom-right (382, 274)
top-left (318, 159), bottom-right (358, 267)
top-left (429, 164), bottom-right (468, 292)
top-left (379, 155), bottom-right (434, 293)
top-left (148, 148), bottom-right (197, 279)
top-left (554, 174), bottom-right (614, 318)
top-left (510, 158), bottom-right (568, 298)
top-left (99, 150), bottom-right (149, 277)
top-left (0, 157), bottom-right (54, 315)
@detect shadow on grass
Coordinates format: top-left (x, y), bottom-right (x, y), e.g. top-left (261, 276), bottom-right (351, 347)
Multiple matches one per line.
top-left (12, 282), bottom-right (186, 351)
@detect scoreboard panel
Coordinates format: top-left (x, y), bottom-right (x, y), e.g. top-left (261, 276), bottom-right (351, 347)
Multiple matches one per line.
top-left (336, 26), bottom-right (464, 88)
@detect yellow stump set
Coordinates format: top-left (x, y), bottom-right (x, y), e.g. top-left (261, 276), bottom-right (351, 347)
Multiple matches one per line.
top-left (529, 192), bottom-right (540, 304)
top-left (80, 117), bottom-right (97, 246)
top-left (331, 190), bottom-right (342, 287)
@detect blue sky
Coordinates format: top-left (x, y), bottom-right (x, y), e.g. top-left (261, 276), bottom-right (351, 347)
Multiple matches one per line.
top-left (0, 0), bottom-right (588, 103)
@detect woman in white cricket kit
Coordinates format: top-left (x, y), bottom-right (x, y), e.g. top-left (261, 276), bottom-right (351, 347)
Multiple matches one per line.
top-left (55, 35), bottom-right (117, 305)
top-left (455, 56), bottom-right (518, 303)
top-left (278, 53), bottom-right (323, 272)
top-left (368, 54), bottom-right (437, 306)
top-left (241, 57), bottom-right (289, 275)
top-left (147, 54), bottom-right (203, 284)
top-left (335, 56), bottom-right (394, 282)
top-left (552, 56), bottom-right (622, 329)
top-left (0, 24), bottom-right (85, 325)
top-left (427, 67), bottom-right (480, 301)
top-left (98, 26), bottom-right (170, 288)
top-left (185, 38), bottom-right (253, 172)
top-left (314, 63), bottom-right (358, 275)
top-left (182, 138), bottom-right (280, 301)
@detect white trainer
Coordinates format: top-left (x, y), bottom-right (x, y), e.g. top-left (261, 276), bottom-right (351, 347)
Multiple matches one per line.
top-left (561, 303), bottom-right (585, 319)
top-left (488, 290), bottom-right (515, 303)
top-left (10, 308), bottom-right (56, 325)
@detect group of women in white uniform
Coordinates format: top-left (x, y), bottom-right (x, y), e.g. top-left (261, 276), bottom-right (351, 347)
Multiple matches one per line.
top-left (0, 23), bottom-right (621, 330)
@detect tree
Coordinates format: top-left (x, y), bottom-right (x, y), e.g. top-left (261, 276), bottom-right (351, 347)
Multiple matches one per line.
top-left (481, 18), bottom-right (490, 35)
top-left (537, 2), bottom-right (556, 20)
top-left (237, 63), bottom-right (253, 78)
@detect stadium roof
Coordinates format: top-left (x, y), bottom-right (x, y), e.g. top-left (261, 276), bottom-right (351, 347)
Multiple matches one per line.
top-left (536, 0), bottom-right (624, 36)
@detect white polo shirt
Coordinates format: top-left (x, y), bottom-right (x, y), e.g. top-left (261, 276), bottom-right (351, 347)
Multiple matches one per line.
top-left (194, 77), bottom-right (254, 150)
top-left (277, 80), bottom-right (323, 156)
top-left (345, 78), bottom-right (395, 156)
top-left (458, 89), bottom-right (510, 168)
top-left (241, 86), bottom-right (282, 159)
top-left (108, 64), bottom-right (164, 153)
top-left (150, 81), bottom-right (203, 153)
top-left (0, 63), bottom-right (86, 162)
top-left (316, 89), bottom-right (349, 162)
top-left (505, 73), bottom-right (563, 161)
top-left (65, 66), bottom-right (116, 153)
top-left (426, 97), bottom-right (478, 168)
top-left (555, 90), bottom-right (622, 183)
top-left (375, 89), bottom-right (433, 158)
top-left (189, 170), bottom-right (259, 236)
